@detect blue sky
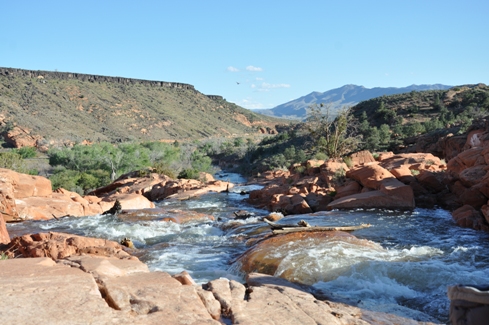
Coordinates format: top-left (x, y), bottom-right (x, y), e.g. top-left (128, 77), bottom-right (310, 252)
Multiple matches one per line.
top-left (2, 1), bottom-right (488, 109)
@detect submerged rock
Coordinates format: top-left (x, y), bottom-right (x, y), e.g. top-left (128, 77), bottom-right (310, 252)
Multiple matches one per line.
top-left (236, 231), bottom-right (383, 285)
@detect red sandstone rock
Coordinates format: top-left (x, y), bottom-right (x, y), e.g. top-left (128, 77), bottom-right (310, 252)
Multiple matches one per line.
top-left (319, 159), bottom-right (349, 184)
top-left (304, 192), bottom-right (332, 212)
top-left (270, 194), bottom-right (313, 215)
top-left (379, 153), bottom-right (443, 171)
top-left (196, 287), bottom-right (221, 320)
top-left (237, 231), bottom-right (382, 278)
top-left (416, 170), bottom-right (446, 193)
top-left (376, 151), bottom-right (395, 161)
top-left (346, 163), bottom-right (395, 190)
top-left (100, 193), bottom-right (155, 211)
top-left (458, 165), bottom-right (489, 188)
top-left (334, 181), bottom-right (362, 199)
top-left (89, 172), bottom-right (172, 197)
top-left (4, 126), bottom-right (42, 148)
top-left (348, 150), bottom-right (376, 166)
top-left (0, 213), bottom-right (9, 244)
top-left (327, 188), bottom-right (415, 210)
top-left (390, 165), bottom-right (416, 184)
top-left (452, 205), bottom-right (486, 229)
top-left (172, 270), bottom-right (196, 285)
top-left (118, 208), bottom-right (214, 224)
top-left (6, 232), bottom-right (133, 260)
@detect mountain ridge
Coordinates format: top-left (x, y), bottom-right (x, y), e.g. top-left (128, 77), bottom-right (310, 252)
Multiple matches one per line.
top-left (0, 67), bottom-right (284, 146)
top-left (255, 84), bottom-right (452, 119)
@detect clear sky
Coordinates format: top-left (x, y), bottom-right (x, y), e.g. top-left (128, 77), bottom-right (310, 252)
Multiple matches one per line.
top-left (1, 1), bottom-right (488, 109)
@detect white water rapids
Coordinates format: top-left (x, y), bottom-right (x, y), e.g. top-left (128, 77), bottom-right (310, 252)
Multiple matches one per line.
top-left (7, 173), bottom-right (489, 323)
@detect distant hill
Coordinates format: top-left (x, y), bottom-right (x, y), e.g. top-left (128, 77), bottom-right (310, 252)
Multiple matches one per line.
top-left (0, 67), bottom-right (284, 146)
top-left (255, 84), bottom-right (452, 119)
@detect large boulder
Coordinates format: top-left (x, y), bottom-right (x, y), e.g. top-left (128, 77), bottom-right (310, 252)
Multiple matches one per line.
top-left (319, 159), bottom-right (349, 184)
top-left (452, 205), bottom-right (488, 231)
top-left (346, 163), bottom-right (396, 190)
top-left (237, 231), bottom-right (382, 284)
top-left (348, 150), bottom-right (376, 166)
top-left (269, 194), bottom-right (313, 215)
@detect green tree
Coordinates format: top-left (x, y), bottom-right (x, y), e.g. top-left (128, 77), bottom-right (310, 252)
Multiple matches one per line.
top-left (306, 104), bottom-right (360, 158)
top-left (379, 124), bottom-right (391, 145)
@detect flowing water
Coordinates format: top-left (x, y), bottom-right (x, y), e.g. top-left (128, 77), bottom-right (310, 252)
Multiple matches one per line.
top-left (7, 172), bottom-right (489, 323)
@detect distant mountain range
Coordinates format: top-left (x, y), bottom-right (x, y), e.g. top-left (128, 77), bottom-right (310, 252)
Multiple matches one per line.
top-left (254, 84), bottom-right (452, 119)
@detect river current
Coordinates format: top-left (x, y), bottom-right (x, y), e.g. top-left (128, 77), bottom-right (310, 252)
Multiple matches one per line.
top-left (7, 173), bottom-right (489, 323)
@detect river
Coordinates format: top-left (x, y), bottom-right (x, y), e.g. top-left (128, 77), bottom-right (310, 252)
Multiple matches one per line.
top-left (7, 172), bottom-right (489, 323)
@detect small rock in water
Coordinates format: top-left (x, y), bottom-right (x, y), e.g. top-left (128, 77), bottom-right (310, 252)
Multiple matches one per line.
top-left (265, 212), bottom-right (284, 222)
top-left (102, 199), bottom-right (122, 215)
top-left (120, 237), bottom-right (134, 248)
top-left (234, 210), bottom-right (255, 219)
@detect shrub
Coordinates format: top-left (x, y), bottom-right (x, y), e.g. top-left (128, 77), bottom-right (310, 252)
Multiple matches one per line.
top-left (178, 168), bottom-right (200, 180)
top-left (343, 156), bottom-right (353, 168)
top-left (0, 152), bottom-right (29, 174)
top-left (153, 161), bottom-right (177, 179)
top-left (314, 152), bottom-right (328, 160)
top-left (15, 146), bottom-right (37, 159)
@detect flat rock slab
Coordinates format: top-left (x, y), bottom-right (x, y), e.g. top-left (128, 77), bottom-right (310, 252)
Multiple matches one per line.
top-left (0, 257), bottom-right (122, 324)
top-left (0, 257), bottom-right (219, 325)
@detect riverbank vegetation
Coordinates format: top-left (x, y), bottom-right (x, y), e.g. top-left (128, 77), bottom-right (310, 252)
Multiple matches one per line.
top-left (1, 83), bottom-right (488, 194)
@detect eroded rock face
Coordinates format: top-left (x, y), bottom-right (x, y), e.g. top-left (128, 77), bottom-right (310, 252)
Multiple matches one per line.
top-left (202, 273), bottom-right (437, 325)
top-left (4, 126), bottom-right (42, 148)
top-left (0, 213), bottom-right (9, 244)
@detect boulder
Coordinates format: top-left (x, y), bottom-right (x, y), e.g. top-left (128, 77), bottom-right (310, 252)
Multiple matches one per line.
top-left (237, 231), bottom-right (381, 283)
top-left (248, 184), bottom-right (290, 208)
top-left (172, 270), bottom-right (196, 285)
top-left (416, 170), bottom-right (446, 193)
top-left (148, 178), bottom-right (203, 201)
top-left (452, 205), bottom-right (487, 230)
top-left (379, 153), bottom-right (443, 171)
top-left (327, 188), bottom-right (415, 210)
top-left (390, 165), bottom-right (416, 184)
top-left (89, 172), bottom-right (172, 197)
top-left (304, 192), bottom-right (333, 212)
top-left (458, 165), bottom-right (489, 188)
top-left (319, 159), bottom-right (349, 184)
top-left (348, 150), bottom-right (376, 166)
top-left (346, 163), bottom-right (395, 190)
top-left (334, 181), bottom-right (362, 199)
top-left (270, 194), bottom-right (313, 215)
top-left (100, 193), bottom-right (155, 211)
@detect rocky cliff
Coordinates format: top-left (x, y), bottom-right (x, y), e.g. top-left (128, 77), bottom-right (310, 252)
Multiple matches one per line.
top-left (0, 67), bottom-right (283, 145)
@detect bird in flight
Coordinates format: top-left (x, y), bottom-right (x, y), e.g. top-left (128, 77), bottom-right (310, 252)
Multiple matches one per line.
top-left (236, 82), bottom-right (240, 85)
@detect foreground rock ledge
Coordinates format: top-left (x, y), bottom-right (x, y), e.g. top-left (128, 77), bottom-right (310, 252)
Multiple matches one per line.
top-left (0, 256), bottom-right (440, 325)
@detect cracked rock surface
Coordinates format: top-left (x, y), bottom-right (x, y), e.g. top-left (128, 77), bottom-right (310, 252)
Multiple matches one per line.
top-left (0, 257), bottom-right (440, 325)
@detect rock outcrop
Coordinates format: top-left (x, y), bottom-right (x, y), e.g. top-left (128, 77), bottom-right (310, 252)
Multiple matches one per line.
top-left (0, 213), bottom-right (8, 245)
top-left (0, 255), bottom-right (437, 325)
top-left (4, 232), bottom-right (135, 260)
top-left (248, 152), bottom-right (446, 213)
